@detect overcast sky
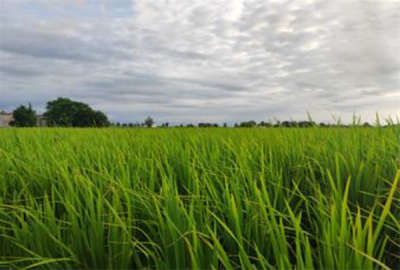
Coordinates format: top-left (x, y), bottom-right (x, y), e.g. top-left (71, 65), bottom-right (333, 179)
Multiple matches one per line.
top-left (0, 0), bottom-right (399, 124)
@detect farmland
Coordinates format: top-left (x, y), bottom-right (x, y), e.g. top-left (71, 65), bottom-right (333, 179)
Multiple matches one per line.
top-left (0, 128), bottom-right (399, 269)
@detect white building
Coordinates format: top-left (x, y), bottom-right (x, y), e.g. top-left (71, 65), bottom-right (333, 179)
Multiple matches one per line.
top-left (0, 111), bottom-right (48, 127)
top-left (0, 111), bottom-right (13, 127)
top-left (37, 115), bottom-right (48, 126)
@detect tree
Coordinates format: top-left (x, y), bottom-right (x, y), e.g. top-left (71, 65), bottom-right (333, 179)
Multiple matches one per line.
top-left (298, 121), bottom-right (315, 128)
top-left (144, 116), bottom-right (155, 128)
top-left (239, 120), bottom-right (257, 128)
top-left (91, 111), bottom-right (109, 127)
top-left (281, 121), bottom-right (295, 127)
top-left (198, 123), bottom-right (219, 128)
top-left (72, 108), bottom-right (110, 127)
top-left (258, 121), bottom-right (272, 127)
top-left (11, 104), bottom-right (37, 127)
top-left (44, 98), bottom-right (109, 127)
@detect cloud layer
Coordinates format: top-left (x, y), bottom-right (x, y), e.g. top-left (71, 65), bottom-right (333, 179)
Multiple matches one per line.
top-left (1, 0), bottom-right (399, 123)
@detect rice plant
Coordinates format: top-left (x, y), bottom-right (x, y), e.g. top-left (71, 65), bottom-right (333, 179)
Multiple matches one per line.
top-left (0, 127), bottom-right (399, 269)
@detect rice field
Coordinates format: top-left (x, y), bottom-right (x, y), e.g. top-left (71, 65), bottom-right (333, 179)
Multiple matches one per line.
top-left (0, 127), bottom-right (399, 269)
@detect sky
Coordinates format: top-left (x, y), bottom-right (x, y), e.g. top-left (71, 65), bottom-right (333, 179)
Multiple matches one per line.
top-left (0, 0), bottom-right (399, 124)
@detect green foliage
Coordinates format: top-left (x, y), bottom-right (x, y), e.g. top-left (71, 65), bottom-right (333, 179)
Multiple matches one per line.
top-left (44, 98), bottom-right (109, 127)
top-left (0, 127), bottom-right (400, 269)
top-left (11, 104), bottom-right (37, 127)
top-left (238, 120), bottom-right (257, 127)
top-left (144, 116), bottom-right (154, 128)
top-left (72, 108), bottom-right (110, 127)
top-left (198, 122), bottom-right (219, 128)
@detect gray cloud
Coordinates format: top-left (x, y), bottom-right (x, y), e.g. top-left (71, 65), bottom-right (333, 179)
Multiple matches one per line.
top-left (0, 0), bottom-right (399, 124)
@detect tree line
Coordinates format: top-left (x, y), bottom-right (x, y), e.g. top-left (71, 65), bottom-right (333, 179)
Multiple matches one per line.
top-left (11, 98), bottom-right (110, 127)
top-left (114, 120), bottom-right (377, 128)
top-left (152, 121), bottom-right (374, 128)
top-left (10, 97), bottom-right (385, 128)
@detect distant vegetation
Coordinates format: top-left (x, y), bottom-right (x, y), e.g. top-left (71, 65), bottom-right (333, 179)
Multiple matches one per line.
top-left (0, 128), bottom-right (400, 269)
top-left (45, 98), bottom-right (109, 127)
top-left (113, 120), bottom-right (385, 128)
top-left (10, 98), bottom-right (110, 127)
top-left (7, 98), bottom-right (397, 129)
top-left (9, 104), bottom-right (37, 127)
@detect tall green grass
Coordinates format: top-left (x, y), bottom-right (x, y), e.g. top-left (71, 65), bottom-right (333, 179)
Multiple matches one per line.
top-left (0, 127), bottom-right (399, 269)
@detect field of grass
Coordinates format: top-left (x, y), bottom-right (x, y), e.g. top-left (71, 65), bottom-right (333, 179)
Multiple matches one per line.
top-left (0, 127), bottom-right (400, 269)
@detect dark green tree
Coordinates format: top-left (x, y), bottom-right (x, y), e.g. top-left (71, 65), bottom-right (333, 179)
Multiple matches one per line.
top-left (144, 116), bottom-right (155, 128)
top-left (198, 123), bottom-right (219, 128)
top-left (239, 120), bottom-right (257, 128)
top-left (45, 98), bottom-right (84, 126)
top-left (72, 108), bottom-right (110, 127)
top-left (44, 98), bottom-right (109, 127)
top-left (11, 104), bottom-right (37, 127)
